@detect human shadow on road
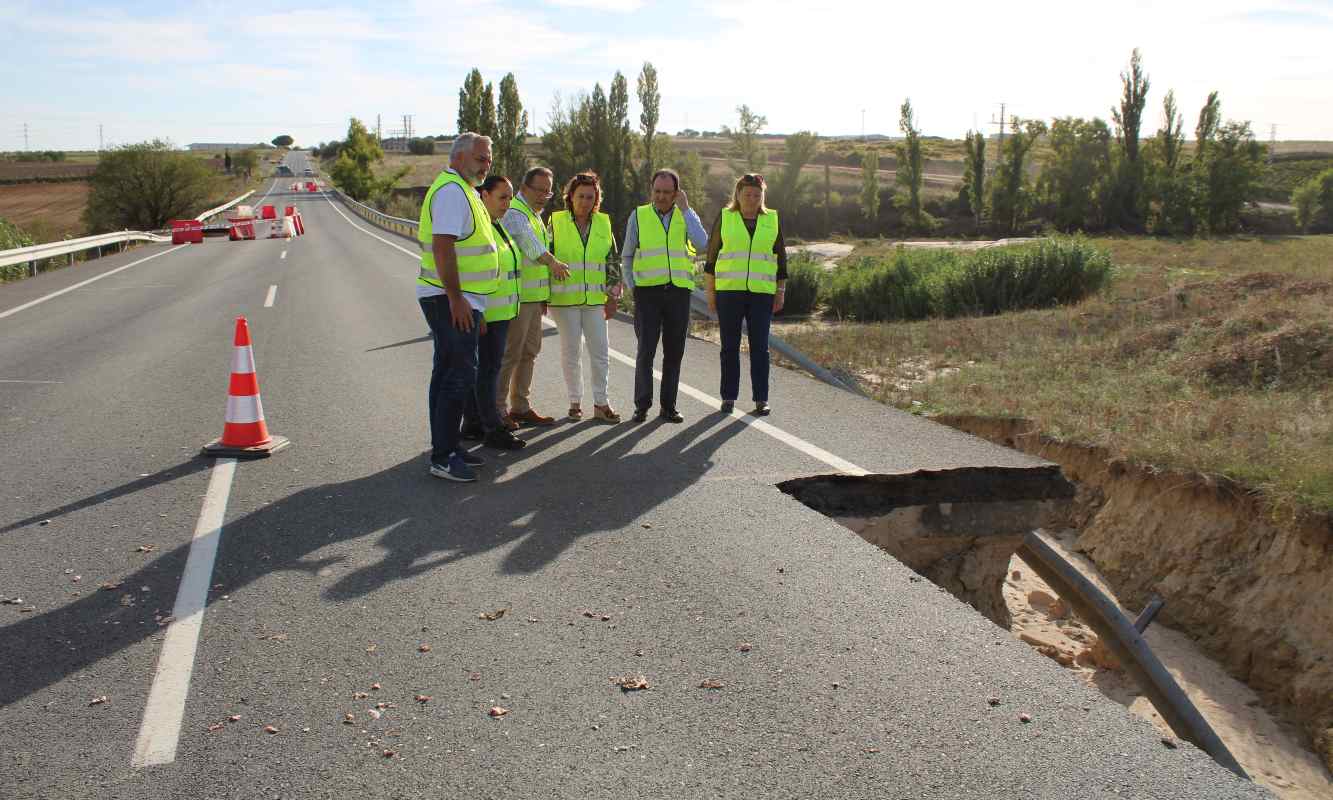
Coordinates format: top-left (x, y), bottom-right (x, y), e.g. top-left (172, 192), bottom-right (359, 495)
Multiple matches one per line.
top-left (0, 413), bottom-right (747, 708)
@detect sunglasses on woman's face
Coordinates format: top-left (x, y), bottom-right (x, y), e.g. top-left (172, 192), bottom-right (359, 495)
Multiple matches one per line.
top-left (740, 174), bottom-right (764, 186)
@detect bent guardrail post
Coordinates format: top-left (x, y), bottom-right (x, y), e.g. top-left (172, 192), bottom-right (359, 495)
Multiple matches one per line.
top-left (1015, 531), bottom-right (1248, 779)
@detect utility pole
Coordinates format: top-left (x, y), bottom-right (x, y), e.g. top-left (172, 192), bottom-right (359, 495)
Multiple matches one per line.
top-left (861, 109), bottom-right (866, 142)
top-left (98, 123), bottom-right (104, 152)
top-left (23, 122), bottom-right (29, 151)
top-left (1268, 123), bottom-right (1277, 165)
top-left (376, 114), bottom-right (382, 142)
top-left (988, 102), bottom-right (1007, 168)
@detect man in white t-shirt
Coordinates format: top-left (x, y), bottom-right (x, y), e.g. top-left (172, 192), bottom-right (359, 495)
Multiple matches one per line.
top-left (419, 133), bottom-right (494, 482)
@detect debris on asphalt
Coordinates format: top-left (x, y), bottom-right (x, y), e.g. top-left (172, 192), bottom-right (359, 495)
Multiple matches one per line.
top-left (367, 709), bottom-right (382, 720)
top-left (40, 520), bottom-right (50, 526)
top-left (70, 575), bottom-right (81, 583)
top-left (738, 642), bottom-right (752, 652)
top-left (418, 643), bottom-right (432, 652)
top-left (365, 644), bottom-right (377, 653)
top-left (1161, 737), bottom-right (1179, 749)
top-left (613, 745), bottom-right (633, 752)
top-left (135, 544), bottom-right (156, 553)
top-left (88, 696), bottom-right (109, 706)
top-left (615, 675), bottom-right (650, 692)
top-left (988, 696), bottom-right (1002, 707)
top-left (382, 749), bottom-right (396, 758)
top-left (1019, 713), bottom-right (1032, 723)
top-left (1, 597), bottom-right (22, 605)
top-left (98, 582), bottom-right (122, 591)
top-left (468, 672), bottom-right (481, 681)
top-left (583, 610), bottom-right (611, 621)
top-left (488, 706), bottom-right (509, 717)
top-left (863, 747), bottom-right (881, 753)
top-left (353, 691), bottom-right (369, 700)
top-left (375, 702), bottom-right (395, 710)
top-left (343, 713), bottom-right (355, 724)
top-left (263, 725), bottom-right (280, 734)
top-left (370, 683), bottom-right (382, 691)
top-left (414, 695), bottom-right (431, 703)
top-left (479, 607), bottom-right (509, 621)
top-left (699, 679), bottom-right (724, 690)
top-left (641, 523), bottom-right (652, 529)
top-left (207, 722), bottom-right (224, 732)
top-left (63, 569), bottom-right (73, 575)
top-left (228, 714), bottom-right (242, 722)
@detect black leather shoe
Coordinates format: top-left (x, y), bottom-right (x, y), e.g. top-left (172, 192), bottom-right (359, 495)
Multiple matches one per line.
top-left (659, 409), bottom-right (684, 423)
top-left (753, 402), bottom-right (771, 416)
top-left (720, 401), bottom-right (735, 414)
top-left (631, 408), bottom-right (648, 423)
top-left (483, 429), bottom-right (527, 450)
top-left (460, 423), bottom-right (486, 441)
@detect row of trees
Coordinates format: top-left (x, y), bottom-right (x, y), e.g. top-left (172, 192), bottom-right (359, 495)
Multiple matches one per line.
top-left (954, 51), bottom-right (1266, 235)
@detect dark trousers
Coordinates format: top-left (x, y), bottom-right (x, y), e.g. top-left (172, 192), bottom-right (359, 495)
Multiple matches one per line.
top-left (420, 296), bottom-right (481, 463)
top-left (717, 290), bottom-right (773, 403)
top-left (633, 284), bottom-right (691, 413)
top-left (464, 318), bottom-right (510, 432)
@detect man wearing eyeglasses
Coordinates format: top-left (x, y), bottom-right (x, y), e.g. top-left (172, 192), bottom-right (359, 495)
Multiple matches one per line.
top-left (496, 166), bottom-right (571, 429)
top-left (623, 169), bottom-right (709, 423)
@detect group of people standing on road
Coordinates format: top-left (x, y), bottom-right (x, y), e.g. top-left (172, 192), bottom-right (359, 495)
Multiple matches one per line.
top-left (418, 132), bottom-right (789, 482)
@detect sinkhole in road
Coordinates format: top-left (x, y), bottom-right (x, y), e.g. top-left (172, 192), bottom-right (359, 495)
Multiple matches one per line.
top-left (777, 466), bottom-right (1075, 628)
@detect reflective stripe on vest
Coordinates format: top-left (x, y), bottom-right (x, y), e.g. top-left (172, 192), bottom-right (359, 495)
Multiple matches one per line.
top-left (416, 170), bottom-right (500, 295)
top-left (632, 204), bottom-right (694, 289)
top-left (512, 194), bottom-right (551, 303)
top-left (484, 222), bottom-right (521, 322)
top-left (548, 210), bottom-right (613, 306)
top-left (714, 208), bottom-right (779, 294)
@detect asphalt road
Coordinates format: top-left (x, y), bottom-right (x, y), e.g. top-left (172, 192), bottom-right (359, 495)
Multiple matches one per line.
top-left (0, 153), bottom-right (1270, 799)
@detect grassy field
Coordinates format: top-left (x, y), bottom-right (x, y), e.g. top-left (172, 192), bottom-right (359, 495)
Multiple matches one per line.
top-left (0, 182), bottom-right (91, 241)
top-left (772, 235), bottom-right (1333, 516)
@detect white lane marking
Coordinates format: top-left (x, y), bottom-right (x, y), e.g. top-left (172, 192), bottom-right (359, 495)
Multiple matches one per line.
top-left (324, 193), bottom-right (867, 475)
top-left (0, 245), bottom-right (189, 321)
top-left (0, 379), bottom-right (63, 384)
top-left (264, 284), bottom-right (277, 307)
top-left (132, 458), bottom-right (237, 768)
top-left (544, 317), bottom-right (869, 476)
top-left (280, 250), bottom-right (287, 260)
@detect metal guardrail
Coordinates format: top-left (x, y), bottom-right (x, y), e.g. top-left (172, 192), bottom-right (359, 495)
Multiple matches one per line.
top-left (0, 189), bottom-right (257, 275)
top-left (331, 188), bottom-right (419, 240)
top-left (330, 187), bottom-right (867, 398)
top-left (1015, 531), bottom-right (1248, 779)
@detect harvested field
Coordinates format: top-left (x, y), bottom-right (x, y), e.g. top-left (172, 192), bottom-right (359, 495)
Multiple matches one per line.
top-left (0, 163), bottom-right (96, 183)
top-left (0, 182), bottom-right (90, 241)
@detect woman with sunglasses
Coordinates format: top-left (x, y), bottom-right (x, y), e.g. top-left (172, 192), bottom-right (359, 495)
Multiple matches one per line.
top-left (704, 173), bottom-right (787, 416)
top-left (548, 171), bottom-right (622, 423)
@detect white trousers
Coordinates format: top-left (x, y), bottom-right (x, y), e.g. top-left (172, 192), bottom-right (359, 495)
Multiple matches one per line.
top-left (551, 305), bottom-right (610, 406)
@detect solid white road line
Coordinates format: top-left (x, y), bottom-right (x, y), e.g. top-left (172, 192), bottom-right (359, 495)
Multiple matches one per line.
top-left (264, 284), bottom-right (277, 307)
top-left (0, 245), bottom-right (189, 321)
top-left (323, 192), bottom-right (868, 476)
top-left (132, 458), bottom-right (237, 768)
top-left (0, 379), bottom-right (63, 384)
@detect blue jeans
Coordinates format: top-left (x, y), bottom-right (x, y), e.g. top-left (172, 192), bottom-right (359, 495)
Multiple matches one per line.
top-left (464, 318), bottom-right (510, 432)
top-left (716, 290), bottom-right (773, 403)
top-left (420, 296), bottom-right (481, 463)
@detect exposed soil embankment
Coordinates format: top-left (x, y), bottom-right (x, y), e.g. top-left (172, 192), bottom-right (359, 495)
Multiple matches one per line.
top-left (937, 415), bottom-right (1333, 773)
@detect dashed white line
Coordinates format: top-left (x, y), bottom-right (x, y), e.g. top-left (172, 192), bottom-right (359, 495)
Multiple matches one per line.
top-left (132, 458), bottom-right (237, 768)
top-left (280, 250), bottom-right (287, 260)
top-left (323, 192), bottom-right (867, 475)
top-left (264, 285), bottom-right (278, 307)
top-left (0, 379), bottom-right (63, 384)
top-left (0, 245), bottom-right (189, 321)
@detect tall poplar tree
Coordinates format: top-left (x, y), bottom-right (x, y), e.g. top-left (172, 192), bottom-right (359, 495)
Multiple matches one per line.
top-left (637, 62), bottom-right (661, 186)
top-left (494, 72), bottom-right (529, 183)
top-left (457, 68), bottom-right (484, 134)
top-left (893, 98), bottom-right (926, 230)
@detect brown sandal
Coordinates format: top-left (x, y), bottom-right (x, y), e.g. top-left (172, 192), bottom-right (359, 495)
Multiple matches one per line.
top-left (568, 405), bottom-right (583, 420)
top-left (592, 405), bottom-right (621, 423)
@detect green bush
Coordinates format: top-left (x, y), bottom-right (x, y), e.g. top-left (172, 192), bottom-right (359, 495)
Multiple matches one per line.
top-left (1, 216), bottom-right (35, 282)
top-left (822, 237), bottom-right (1113, 322)
top-left (779, 253), bottom-right (821, 316)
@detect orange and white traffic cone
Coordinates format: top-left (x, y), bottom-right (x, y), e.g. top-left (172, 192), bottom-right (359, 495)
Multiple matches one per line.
top-left (202, 316), bottom-right (289, 458)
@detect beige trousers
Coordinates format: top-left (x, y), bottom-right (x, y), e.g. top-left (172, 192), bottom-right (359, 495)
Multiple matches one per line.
top-left (497, 302), bottom-right (546, 415)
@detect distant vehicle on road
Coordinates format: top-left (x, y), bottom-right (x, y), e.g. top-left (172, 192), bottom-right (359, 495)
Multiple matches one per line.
top-left (276, 165), bottom-right (293, 176)
top-left (303, 168), bottom-right (314, 175)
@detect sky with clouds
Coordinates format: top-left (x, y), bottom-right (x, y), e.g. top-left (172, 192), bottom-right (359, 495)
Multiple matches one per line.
top-left (2, 0), bottom-right (1330, 151)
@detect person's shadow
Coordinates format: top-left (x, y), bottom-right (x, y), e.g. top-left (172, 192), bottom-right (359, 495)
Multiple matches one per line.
top-left (0, 414), bottom-right (748, 708)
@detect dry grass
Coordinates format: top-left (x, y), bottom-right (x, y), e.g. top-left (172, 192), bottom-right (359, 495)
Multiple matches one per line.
top-left (779, 235), bottom-right (1333, 515)
top-left (0, 182), bottom-right (91, 241)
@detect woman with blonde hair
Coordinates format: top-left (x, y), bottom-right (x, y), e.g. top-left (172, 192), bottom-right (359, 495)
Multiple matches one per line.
top-left (548, 171), bottom-right (622, 422)
top-left (704, 173), bottom-right (787, 416)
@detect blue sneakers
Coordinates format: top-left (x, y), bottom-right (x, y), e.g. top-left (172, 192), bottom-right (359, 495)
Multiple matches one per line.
top-left (430, 453), bottom-right (476, 482)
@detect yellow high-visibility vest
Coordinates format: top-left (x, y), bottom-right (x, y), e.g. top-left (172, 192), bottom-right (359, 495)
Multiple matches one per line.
top-left (549, 210), bottom-right (613, 306)
top-left (632, 204), bottom-right (694, 289)
top-left (714, 208), bottom-right (779, 294)
top-left (417, 170), bottom-right (499, 295)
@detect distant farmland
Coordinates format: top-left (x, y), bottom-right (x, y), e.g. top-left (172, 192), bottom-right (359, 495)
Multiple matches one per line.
top-left (0, 182), bottom-right (91, 240)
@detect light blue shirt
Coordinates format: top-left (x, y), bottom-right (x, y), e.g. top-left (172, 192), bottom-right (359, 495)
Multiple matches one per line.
top-left (621, 204), bottom-right (708, 288)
